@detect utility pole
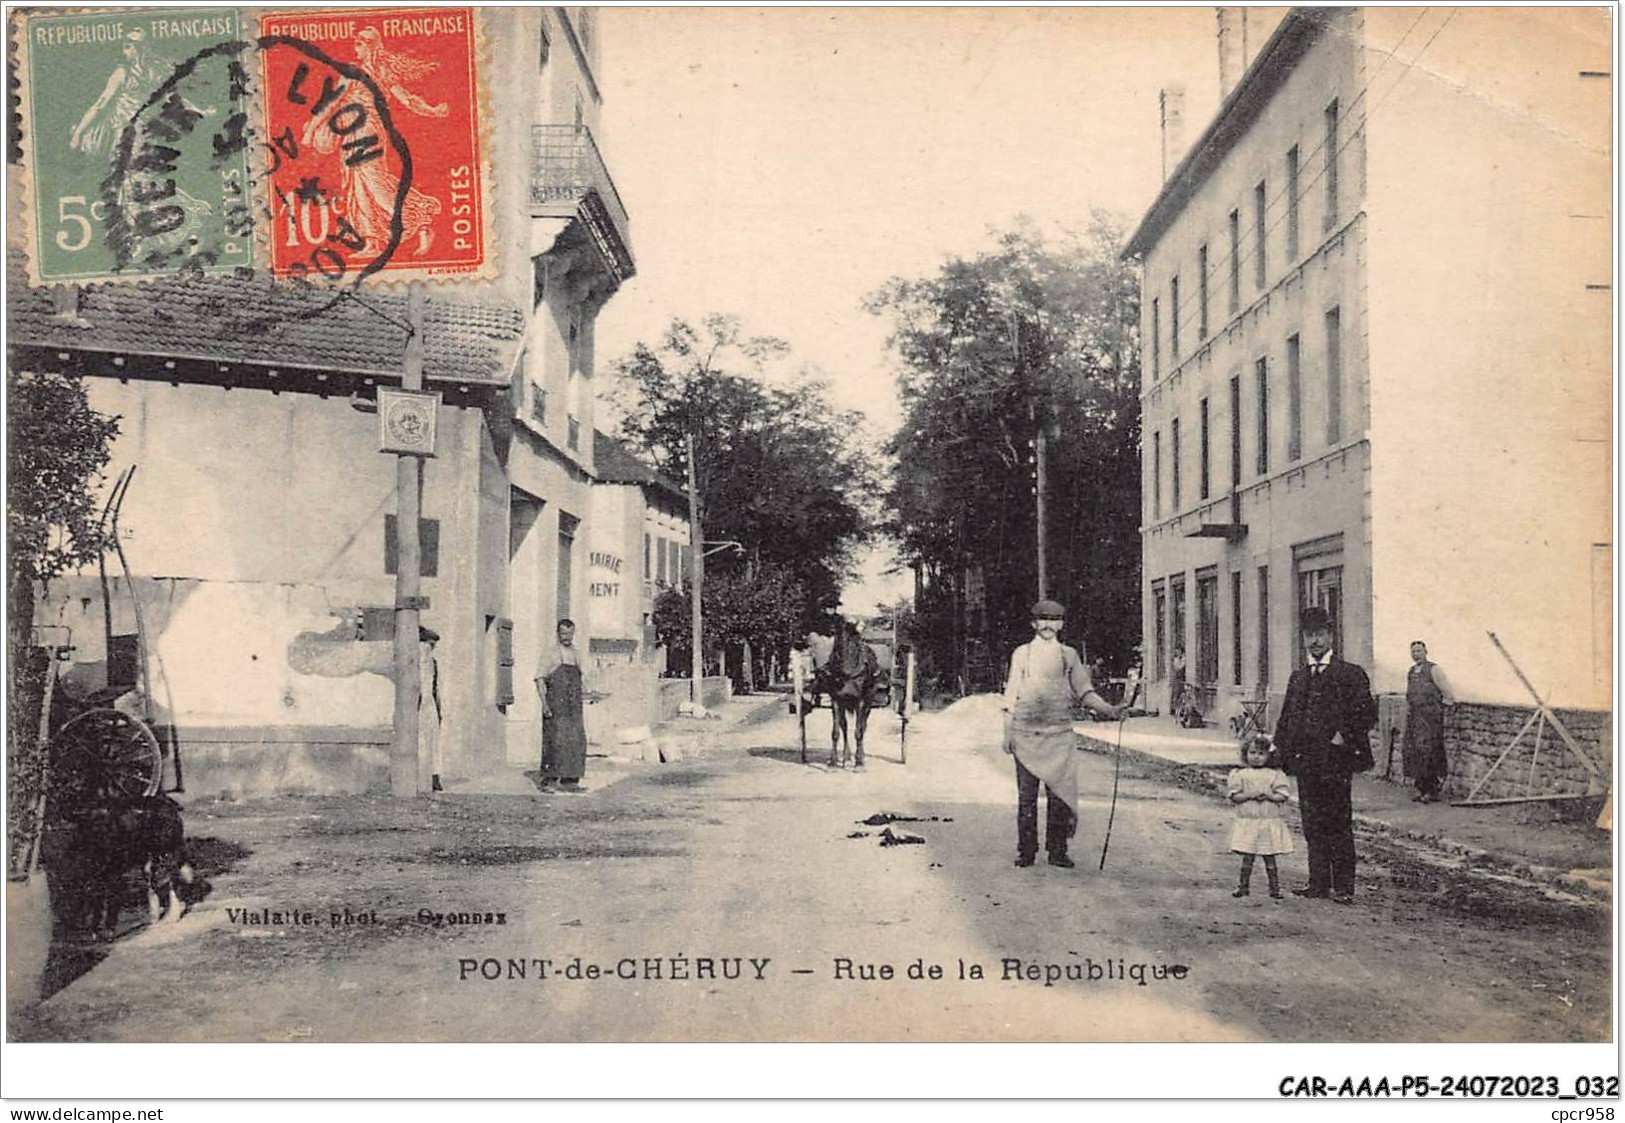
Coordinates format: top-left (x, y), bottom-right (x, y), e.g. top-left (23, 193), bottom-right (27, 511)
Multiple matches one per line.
top-left (390, 282), bottom-right (427, 797)
top-left (1033, 398), bottom-right (1049, 600)
top-left (1013, 313), bottom-right (1048, 600)
top-left (686, 426), bottom-right (704, 710)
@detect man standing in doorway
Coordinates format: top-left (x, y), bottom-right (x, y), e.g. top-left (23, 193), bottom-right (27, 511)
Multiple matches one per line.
top-left (1403, 640), bottom-right (1455, 803)
top-left (1273, 605), bottom-right (1377, 904)
top-left (537, 619), bottom-right (588, 791)
top-left (1000, 600), bottom-right (1123, 869)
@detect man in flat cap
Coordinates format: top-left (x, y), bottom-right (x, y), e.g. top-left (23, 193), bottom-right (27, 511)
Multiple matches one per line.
top-left (1000, 599), bottom-right (1123, 869)
top-left (1272, 606), bottom-right (1377, 904)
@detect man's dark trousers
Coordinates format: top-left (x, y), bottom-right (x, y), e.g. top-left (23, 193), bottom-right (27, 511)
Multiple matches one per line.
top-left (1297, 771), bottom-right (1355, 894)
top-left (1015, 757), bottom-right (1075, 860)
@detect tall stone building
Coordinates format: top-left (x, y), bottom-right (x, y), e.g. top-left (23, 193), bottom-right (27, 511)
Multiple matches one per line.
top-left (1124, 8), bottom-right (1610, 797)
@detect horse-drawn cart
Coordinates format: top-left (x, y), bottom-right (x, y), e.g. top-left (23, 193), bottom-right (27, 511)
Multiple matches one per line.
top-left (33, 625), bottom-right (164, 817)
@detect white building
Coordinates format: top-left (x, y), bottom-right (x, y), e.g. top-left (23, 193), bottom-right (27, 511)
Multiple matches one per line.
top-left (11, 8), bottom-right (637, 794)
top-left (1125, 8), bottom-right (1611, 797)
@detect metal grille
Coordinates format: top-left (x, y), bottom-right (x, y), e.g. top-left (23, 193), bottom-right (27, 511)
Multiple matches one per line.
top-left (530, 124), bottom-right (633, 280)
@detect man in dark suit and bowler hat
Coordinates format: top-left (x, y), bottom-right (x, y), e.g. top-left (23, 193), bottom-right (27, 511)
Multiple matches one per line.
top-left (1272, 606), bottom-right (1377, 904)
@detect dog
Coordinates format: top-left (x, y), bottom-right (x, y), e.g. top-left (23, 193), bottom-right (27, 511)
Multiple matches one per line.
top-left (63, 794), bottom-right (193, 938)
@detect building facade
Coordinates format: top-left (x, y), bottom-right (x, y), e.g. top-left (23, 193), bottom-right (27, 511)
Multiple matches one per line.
top-left (581, 431), bottom-right (693, 740)
top-left (11, 8), bottom-right (636, 794)
top-left (1126, 8), bottom-right (1611, 796)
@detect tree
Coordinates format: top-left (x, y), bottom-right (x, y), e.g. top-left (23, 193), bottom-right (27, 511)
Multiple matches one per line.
top-left (867, 214), bottom-right (1141, 685)
top-left (606, 314), bottom-right (878, 628)
top-left (7, 368), bottom-right (120, 877)
top-left (651, 562), bottom-right (807, 679)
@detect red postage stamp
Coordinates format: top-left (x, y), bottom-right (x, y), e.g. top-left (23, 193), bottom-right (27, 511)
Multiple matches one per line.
top-left (257, 7), bottom-right (488, 283)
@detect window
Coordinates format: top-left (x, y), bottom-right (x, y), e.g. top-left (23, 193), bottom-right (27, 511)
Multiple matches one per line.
top-left (1254, 357), bottom-right (1270, 475)
top-left (1171, 575), bottom-right (1188, 683)
top-left (1324, 99), bottom-right (1340, 231)
top-left (1229, 374), bottom-right (1242, 490)
top-left (1171, 416), bottom-right (1182, 510)
top-left (1228, 210), bottom-right (1241, 314)
top-left (557, 512), bottom-right (579, 622)
top-left (1257, 565), bottom-right (1271, 686)
top-left (1231, 570), bottom-right (1244, 686)
top-left (1199, 397), bottom-right (1211, 501)
top-left (1286, 333), bottom-right (1302, 461)
top-left (574, 6), bottom-right (593, 56)
top-left (1254, 180), bottom-right (1268, 290)
top-left (1152, 429), bottom-right (1163, 519)
top-left (1196, 569), bottom-right (1219, 685)
top-left (1153, 583), bottom-right (1168, 680)
top-left (567, 306), bottom-right (583, 450)
top-left (1325, 305), bottom-right (1343, 444)
top-left (1170, 275), bottom-right (1181, 362)
top-left (1294, 535), bottom-right (1345, 660)
top-left (656, 535), bottom-right (668, 584)
top-left (644, 533), bottom-right (652, 582)
top-left (1151, 297), bottom-right (1161, 377)
top-left (1198, 244), bottom-right (1210, 340)
top-left (1286, 145), bottom-right (1301, 260)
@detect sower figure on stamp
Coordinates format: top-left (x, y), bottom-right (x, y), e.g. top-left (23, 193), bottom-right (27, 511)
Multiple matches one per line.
top-left (1273, 606), bottom-right (1377, 904)
top-left (537, 619), bottom-right (588, 791)
top-left (1402, 640), bottom-right (1454, 803)
top-left (1000, 600), bottom-right (1123, 869)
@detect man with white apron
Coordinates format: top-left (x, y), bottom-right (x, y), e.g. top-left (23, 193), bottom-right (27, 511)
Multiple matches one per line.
top-left (1001, 600), bottom-right (1123, 868)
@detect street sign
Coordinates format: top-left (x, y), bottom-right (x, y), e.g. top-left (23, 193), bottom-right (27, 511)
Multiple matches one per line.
top-left (378, 387), bottom-right (442, 457)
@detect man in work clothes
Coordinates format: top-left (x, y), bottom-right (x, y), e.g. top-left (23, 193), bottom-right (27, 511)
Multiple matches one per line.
top-left (1273, 606), bottom-right (1377, 904)
top-left (1000, 600), bottom-right (1123, 868)
top-left (1403, 640), bottom-right (1455, 803)
top-left (537, 619), bottom-right (588, 791)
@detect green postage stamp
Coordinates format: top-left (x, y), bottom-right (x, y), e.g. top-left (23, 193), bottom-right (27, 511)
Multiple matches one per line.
top-left (17, 7), bottom-right (254, 283)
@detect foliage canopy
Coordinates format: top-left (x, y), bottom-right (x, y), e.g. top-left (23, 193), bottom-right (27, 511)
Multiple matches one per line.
top-left (867, 215), bottom-right (1142, 681)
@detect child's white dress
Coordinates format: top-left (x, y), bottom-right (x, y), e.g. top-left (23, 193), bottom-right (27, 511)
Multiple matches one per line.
top-left (1227, 766), bottom-right (1294, 855)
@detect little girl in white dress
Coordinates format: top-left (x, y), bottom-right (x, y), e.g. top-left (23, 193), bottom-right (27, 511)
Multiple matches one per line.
top-left (1228, 735), bottom-right (1294, 899)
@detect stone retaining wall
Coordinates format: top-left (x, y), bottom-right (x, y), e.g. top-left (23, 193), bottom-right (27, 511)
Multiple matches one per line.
top-left (1376, 695), bottom-right (1612, 803)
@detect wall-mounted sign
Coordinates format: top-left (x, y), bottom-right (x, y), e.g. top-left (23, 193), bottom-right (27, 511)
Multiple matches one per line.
top-left (590, 552), bottom-right (623, 599)
top-left (378, 387), bottom-right (442, 457)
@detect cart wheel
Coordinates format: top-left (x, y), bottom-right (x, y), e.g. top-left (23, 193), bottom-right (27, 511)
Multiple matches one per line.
top-left (51, 708), bottom-right (163, 807)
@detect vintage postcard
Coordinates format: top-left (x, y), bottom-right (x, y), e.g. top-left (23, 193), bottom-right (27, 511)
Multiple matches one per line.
top-left (3, 3), bottom-right (1616, 1105)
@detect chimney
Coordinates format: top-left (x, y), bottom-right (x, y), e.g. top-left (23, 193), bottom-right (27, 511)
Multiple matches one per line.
top-left (1216, 7), bottom-right (1243, 100)
top-left (1159, 85), bottom-right (1187, 182)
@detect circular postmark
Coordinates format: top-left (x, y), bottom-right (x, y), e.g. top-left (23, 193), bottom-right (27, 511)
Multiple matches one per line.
top-left (99, 32), bottom-right (415, 330)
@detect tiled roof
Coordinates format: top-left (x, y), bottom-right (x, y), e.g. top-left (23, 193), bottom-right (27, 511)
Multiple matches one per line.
top-left (593, 430), bottom-right (687, 506)
top-left (6, 250), bottom-right (524, 385)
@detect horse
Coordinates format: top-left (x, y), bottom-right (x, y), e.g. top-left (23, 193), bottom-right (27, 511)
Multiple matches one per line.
top-left (814, 620), bottom-right (881, 770)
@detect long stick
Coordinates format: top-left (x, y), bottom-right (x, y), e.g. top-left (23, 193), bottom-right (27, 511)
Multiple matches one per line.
top-left (95, 467), bottom-right (133, 687)
top-left (1098, 673), bottom-right (1141, 871)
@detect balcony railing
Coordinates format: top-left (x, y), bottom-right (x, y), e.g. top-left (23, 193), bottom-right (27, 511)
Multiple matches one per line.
top-left (530, 124), bottom-right (634, 282)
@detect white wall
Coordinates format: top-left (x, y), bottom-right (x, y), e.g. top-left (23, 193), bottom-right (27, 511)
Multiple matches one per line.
top-left (1364, 7), bottom-right (1612, 708)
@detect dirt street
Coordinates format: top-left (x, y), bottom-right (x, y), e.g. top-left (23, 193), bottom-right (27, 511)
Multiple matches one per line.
top-left (12, 696), bottom-right (1611, 1043)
